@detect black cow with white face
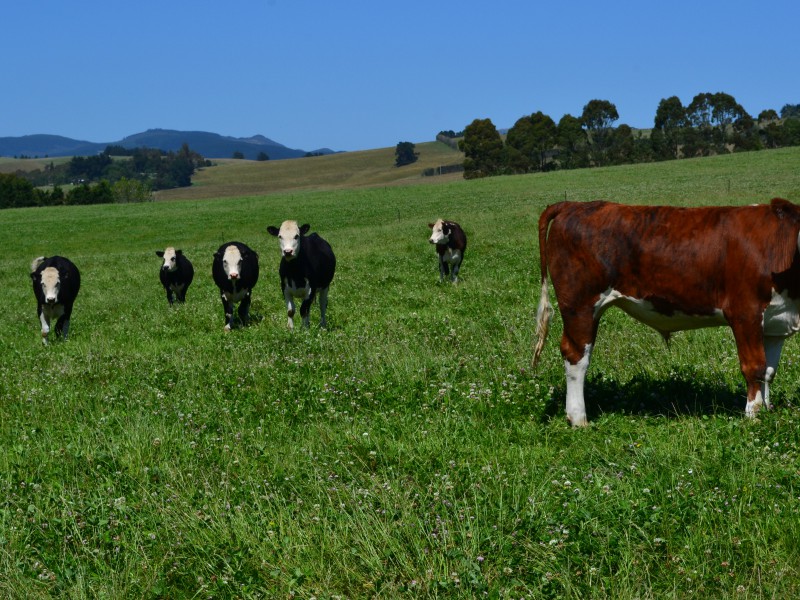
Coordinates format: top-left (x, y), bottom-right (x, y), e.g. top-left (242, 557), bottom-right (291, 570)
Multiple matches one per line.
top-left (156, 246), bottom-right (194, 305)
top-left (428, 219), bottom-right (467, 282)
top-left (212, 241), bottom-right (259, 331)
top-left (30, 256), bottom-right (81, 344)
top-left (266, 221), bottom-right (336, 330)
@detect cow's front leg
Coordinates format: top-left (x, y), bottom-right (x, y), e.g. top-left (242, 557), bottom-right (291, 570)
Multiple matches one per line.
top-left (166, 288), bottom-right (175, 305)
top-left (451, 258), bottom-right (461, 283)
top-left (439, 256), bottom-right (448, 282)
top-left (300, 289), bottom-right (317, 329)
top-left (39, 309), bottom-right (50, 345)
top-left (284, 288), bottom-right (296, 330)
top-left (238, 292), bottom-right (252, 327)
top-left (729, 319), bottom-right (769, 417)
top-left (221, 293), bottom-right (234, 331)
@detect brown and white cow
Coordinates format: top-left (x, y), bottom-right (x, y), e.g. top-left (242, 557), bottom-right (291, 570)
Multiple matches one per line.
top-left (532, 198), bottom-right (800, 427)
top-left (30, 256), bottom-right (81, 344)
top-left (428, 219), bottom-right (467, 282)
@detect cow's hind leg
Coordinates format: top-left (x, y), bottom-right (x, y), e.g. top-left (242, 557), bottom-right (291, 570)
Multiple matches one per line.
top-left (761, 335), bottom-right (785, 411)
top-left (318, 286), bottom-right (330, 328)
top-left (560, 309), bottom-right (598, 427)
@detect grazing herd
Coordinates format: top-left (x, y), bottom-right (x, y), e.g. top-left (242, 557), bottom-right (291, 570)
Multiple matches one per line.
top-left (34, 196), bottom-right (800, 426)
top-left (30, 218), bottom-right (463, 340)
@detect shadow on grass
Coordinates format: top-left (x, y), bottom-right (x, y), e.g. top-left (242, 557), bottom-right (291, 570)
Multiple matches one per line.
top-left (543, 369), bottom-right (746, 423)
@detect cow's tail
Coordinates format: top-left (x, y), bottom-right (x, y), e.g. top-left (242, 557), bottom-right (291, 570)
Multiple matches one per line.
top-left (532, 204), bottom-right (559, 369)
top-left (30, 256), bottom-right (46, 273)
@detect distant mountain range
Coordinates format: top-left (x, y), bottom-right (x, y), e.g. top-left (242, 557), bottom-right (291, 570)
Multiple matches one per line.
top-left (0, 129), bottom-right (338, 160)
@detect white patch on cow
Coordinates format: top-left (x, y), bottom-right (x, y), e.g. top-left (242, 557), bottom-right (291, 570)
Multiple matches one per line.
top-left (39, 300), bottom-right (65, 344)
top-left (161, 247), bottom-right (178, 272)
top-left (441, 248), bottom-right (462, 266)
top-left (762, 289), bottom-right (800, 337)
top-left (594, 288), bottom-right (727, 333)
top-left (746, 389), bottom-right (766, 418)
top-left (40, 266), bottom-right (61, 304)
top-left (276, 220), bottom-right (302, 260)
top-left (565, 344), bottom-right (592, 427)
top-left (222, 287), bottom-right (249, 304)
top-left (222, 245), bottom-right (243, 280)
top-left (428, 219), bottom-right (448, 245)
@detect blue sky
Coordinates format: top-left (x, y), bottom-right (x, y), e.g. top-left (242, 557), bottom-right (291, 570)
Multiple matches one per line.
top-left (4, 0), bottom-right (798, 152)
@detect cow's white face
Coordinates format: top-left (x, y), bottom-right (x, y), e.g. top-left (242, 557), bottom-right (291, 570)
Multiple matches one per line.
top-left (40, 266), bottom-right (61, 304)
top-left (159, 247), bottom-right (178, 272)
top-left (275, 220), bottom-right (302, 260)
top-left (428, 219), bottom-right (449, 245)
top-left (222, 245), bottom-right (243, 280)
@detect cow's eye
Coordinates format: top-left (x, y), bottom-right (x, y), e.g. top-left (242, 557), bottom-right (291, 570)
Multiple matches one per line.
top-left (294, 234), bottom-right (299, 240)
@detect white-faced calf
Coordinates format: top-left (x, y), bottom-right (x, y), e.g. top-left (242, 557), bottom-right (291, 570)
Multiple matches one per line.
top-left (266, 221), bottom-right (336, 330)
top-left (30, 256), bottom-right (81, 344)
top-left (428, 219), bottom-right (467, 282)
top-left (212, 241), bottom-right (259, 331)
top-left (156, 247), bottom-right (194, 305)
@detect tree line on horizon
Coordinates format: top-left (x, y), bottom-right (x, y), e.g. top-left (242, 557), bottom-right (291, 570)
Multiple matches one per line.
top-left (450, 94), bottom-right (800, 179)
top-left (0, 143), bottom-right (209, 209)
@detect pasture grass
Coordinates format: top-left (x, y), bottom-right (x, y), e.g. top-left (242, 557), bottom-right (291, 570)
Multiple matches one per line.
top-left (1, 147), bottom-right (800, 598)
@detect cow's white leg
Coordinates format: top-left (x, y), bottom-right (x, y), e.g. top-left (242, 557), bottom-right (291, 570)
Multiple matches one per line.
top-left (284, 288), bottom-right (296, 330)
top-left (39, 310), bottom-right (50, 345)
top-left (318, 286), bottom-right (329, 328)
top-left (757, 335), bottom-right (785, 412)
top-left (565, 344), bottom-right (592, 427)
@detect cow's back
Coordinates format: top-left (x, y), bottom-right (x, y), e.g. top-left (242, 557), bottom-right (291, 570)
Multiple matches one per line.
top-left (544, 200), bottom-right (800, 311)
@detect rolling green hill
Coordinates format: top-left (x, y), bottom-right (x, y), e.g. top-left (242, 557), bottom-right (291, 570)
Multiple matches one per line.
top-left (156, 141), bottom-right (465, 201)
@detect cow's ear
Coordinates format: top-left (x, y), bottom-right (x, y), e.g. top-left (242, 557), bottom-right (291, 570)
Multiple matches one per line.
top-left (176, 249), bottom-right (183, 256)
top-left (266, 226), bottom-right (279, 237)
top-left (428, 223), bottom-right (435, 229)
top-left (156, 251), bottom-right (164, 257)
top-left (299, 224), bottom-right (311, 235)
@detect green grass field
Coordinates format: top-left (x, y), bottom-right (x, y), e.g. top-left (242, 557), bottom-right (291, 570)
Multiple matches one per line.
top-left (2, 147), bottom-right (800, 598)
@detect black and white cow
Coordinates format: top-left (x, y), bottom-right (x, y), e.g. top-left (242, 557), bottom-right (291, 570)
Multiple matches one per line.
top-left (30, 256), bottom-right (81, 344)
top-left (156, 247), bottom-right (194, 305)
top-left (428, 219), bottom-right (467, 282)
top-left (212, 241), bottom-right (259, 331)
top-left (266, 221), bottom-right (336, 330)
